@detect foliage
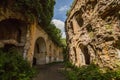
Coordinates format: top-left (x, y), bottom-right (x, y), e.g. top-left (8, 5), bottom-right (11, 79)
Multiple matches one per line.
top-left (46, 23), bottom-right (64, 46)
top-left (63, 47), bottom-right (68, 62)
top-left (64, 63), bottom-right (120, 80)
top-left (66, 9), bottom-right (70, 16)
top-left (61, 38), bottom-right (67, 47)
top-left (0, 0), bottom-right (55, 27)
top-left (65, 70), bottom-right (78, 80)
top-left (0, 0), bottom-right (65, 47)
top-left (0, 48), bottom-right (36, 80)
top-left (66, 0), bottom-right (76, 16)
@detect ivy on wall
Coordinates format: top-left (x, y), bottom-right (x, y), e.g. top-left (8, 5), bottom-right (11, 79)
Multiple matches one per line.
top-left (0, 0), bottom-right (55, 27)
top-left (46, 23), bottom-right (64, 47)
top-left (0, 0), bottom-right (65, 47)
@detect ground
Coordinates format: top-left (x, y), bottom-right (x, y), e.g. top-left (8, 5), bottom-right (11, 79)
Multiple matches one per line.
top-left (32, 63), bottom-right (66, 80)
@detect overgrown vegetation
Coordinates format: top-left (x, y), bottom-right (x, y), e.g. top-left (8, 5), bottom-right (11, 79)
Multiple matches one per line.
top-left (0, 48), bottom-right (36, 80)
top-left (0, 0), bottom-right (65, 47)
top-left (47, 23), bottom-right (63, 46)
top-left (0, 0), bottom-right (55, 27)
top-left (46, 23), bottom-right (67, 47)
top-left (64, 62), bottom-right (120, 80)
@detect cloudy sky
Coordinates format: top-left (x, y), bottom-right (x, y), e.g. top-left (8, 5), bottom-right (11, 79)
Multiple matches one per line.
top-left (52, 0), bottom-right (73, 38)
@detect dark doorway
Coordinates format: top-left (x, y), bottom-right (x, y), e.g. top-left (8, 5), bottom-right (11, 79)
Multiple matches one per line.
top-left (80, 45), bottom-right (90, 64)
top-left (33, 57), bottom-right (37, 66)
top-left (3, 44), bottom-right (16, 52)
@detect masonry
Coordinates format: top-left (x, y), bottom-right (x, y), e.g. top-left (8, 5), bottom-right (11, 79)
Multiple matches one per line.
top-left (0, 7), bottom-right (63, 66)
top-left (65, 0), bottom-right (120, 69)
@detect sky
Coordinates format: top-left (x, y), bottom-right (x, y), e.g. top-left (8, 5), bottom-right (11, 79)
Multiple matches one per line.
top-left (52, 0), bottom-right (73, 38)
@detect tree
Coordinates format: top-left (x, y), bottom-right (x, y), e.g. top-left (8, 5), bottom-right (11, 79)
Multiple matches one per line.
top-left (46, 23), bottom-right (63, 46)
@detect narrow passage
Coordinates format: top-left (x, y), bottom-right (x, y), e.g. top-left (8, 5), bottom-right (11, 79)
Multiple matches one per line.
top-left (33, 63), bottom-right (66, 80)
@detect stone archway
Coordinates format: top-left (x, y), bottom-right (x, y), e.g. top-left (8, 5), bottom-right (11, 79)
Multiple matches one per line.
top-left (33, 37), bottom-right (47, 65)
top-left (0, 18), bottom-right (27, 53)
top-left (80, 45), bottom-right (90, 65)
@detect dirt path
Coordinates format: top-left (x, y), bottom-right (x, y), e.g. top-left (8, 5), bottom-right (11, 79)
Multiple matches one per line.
top-left (32, 63), bottom-right (66, 80)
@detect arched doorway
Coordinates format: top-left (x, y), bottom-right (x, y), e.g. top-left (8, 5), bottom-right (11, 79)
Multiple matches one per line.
top-left (80, 45), bottom-right (90, 65)
top-left (33, 37), bottom-right (47, 65)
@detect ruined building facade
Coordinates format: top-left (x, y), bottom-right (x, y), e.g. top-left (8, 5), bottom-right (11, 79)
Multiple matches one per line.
top-left (66, 0), bottom-right (120, 69)
top-left (0, 7), bottom-right (63, 66)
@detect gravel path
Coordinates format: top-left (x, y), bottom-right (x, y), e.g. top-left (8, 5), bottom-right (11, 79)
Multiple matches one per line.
top-left (32, 63), bottom-right (66, 80)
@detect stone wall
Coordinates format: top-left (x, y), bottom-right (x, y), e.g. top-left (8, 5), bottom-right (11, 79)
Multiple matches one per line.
top-left (0, 7), bottom-right (63, 66)
top-left (66, 0), bottom-right (120, 69)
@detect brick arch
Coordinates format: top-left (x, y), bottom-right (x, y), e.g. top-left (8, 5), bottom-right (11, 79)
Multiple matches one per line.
top-left (33, 37), bottom-right (47, 65)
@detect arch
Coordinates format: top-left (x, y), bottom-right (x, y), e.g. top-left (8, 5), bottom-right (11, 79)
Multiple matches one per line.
top-left (0, 18), bottom-right (27, 43)
top-left (79, 44), bottom-right (90, 65)
top-left (33, 37), bottom-right (47, 65)
top-left (0, 18), bottom-right (27, 55)
top-left (74, 10), bottom-right (84, 27)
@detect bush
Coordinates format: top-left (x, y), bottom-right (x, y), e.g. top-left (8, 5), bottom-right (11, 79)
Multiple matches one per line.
top-left (0, 48), bottom-right (36, 80)
top-left (65, 63), bottom-right (120, 80)
top-left (65, 70), bottom-right (78, 80)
